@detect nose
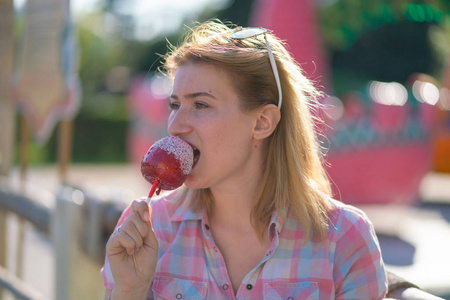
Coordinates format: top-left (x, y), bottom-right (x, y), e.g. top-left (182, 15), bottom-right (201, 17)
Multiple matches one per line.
top-left (167, 107), bottom-right (192, 137)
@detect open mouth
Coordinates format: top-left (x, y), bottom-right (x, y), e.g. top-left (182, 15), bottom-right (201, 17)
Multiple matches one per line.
top-left (192, 147), bottom-right (200, 167)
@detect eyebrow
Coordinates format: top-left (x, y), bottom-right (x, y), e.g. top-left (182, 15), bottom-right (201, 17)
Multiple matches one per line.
top-left (169, 92), bottom-right (217, 100)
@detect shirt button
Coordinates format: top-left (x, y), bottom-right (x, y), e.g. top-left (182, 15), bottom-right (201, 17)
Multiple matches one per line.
top-left (287, 297), bottom-right (294, 300)
top-left (176, 293), bottom-right (182, 299)
top-left (246, 284), bottom-right (253, 290)
top-left (204, 224), bottom-right (210, 230)
top-left (213, 246), bottom-right (218, 252)
top-left (222, 284), bottom-right (229, 290)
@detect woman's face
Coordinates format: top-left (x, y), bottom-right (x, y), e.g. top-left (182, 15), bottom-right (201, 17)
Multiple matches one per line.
top-left (168, 63), bottom-right (261, 191)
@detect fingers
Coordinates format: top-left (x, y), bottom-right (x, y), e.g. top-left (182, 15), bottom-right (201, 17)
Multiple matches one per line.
top-left (117, 218), bottom-right (147, 255)
top-left (109, 200), bottom-right (153, 256)
top-left (116, 227), bottom-right (140, 255)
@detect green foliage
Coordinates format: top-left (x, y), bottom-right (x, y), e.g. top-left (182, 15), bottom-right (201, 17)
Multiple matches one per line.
top-left (211, 0), bottom-right (254, 26)
top-left (77, 24), bottom-right (112, 95)
top-left (132, 0), bottom-right (255, 76)
top-left (320, 0), bottom-right (450, 89)
top-left (130, 34), bottom-right (180, 75)
top-left (320, 0), bottom-right (450, 50)
top-left (332, 21), bottom-right (441, 83)
top-left (22, 0), bottom-right (256, 164)
top-left (68, 117), bottom-right (128, 163)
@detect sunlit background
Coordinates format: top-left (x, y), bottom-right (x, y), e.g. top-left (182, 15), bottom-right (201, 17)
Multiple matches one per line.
top-left (1, 0), bottom-right (450, 299)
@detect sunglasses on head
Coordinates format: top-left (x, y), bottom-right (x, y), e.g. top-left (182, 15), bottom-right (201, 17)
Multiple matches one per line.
top-left (231, 27), bottom-right (282, 110)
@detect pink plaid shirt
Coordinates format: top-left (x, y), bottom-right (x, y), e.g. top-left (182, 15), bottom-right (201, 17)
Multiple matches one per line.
top-left (102, 189), bottom-right (387, 299)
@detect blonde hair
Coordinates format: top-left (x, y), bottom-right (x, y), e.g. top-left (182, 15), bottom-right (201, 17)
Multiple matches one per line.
top-left (162, 20), bottom-right (332, 240)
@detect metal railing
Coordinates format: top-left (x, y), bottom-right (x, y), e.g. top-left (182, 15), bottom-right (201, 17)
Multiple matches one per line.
top-left (0, 181), bottom-right (126, 300)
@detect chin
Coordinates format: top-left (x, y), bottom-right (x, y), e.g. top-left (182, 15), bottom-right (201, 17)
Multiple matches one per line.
top-left (184, 178), bottom-right (208, 190)
top-left (183, 179), bottom-right (199, 189)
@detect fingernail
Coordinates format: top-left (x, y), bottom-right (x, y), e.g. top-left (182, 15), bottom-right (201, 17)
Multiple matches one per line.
top-left (143, 211), bottom-right (150, 221)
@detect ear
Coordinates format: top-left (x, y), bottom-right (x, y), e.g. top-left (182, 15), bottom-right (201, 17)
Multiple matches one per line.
top-left (253, 104), bottom-right (281, 140)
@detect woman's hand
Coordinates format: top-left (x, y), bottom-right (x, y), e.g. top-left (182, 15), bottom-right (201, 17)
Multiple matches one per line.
top-left (106, 200), bottom-right (158, 297)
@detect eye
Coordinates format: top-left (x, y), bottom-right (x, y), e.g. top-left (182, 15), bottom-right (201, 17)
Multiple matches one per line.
top-left (168, 101), bottom-right (180, 110)
top-left (194, 102), bottom-right (208, 109)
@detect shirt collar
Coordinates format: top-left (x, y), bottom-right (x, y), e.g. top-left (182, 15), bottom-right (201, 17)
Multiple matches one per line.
top-left (170, 189), bottom-right (207, 222)
top-left (269, 206), bottom-right (288, 236)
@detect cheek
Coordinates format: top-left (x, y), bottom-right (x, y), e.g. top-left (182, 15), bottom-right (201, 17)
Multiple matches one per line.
top-left (198, 118), bottom-right (231, 151)
top-left (197, 111), bottom-right (252, 153)
top-left (210, 118), bottom-right (249, 151)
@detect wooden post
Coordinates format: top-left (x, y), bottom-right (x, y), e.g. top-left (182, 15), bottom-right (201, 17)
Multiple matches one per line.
top-left (58, 119), bottom-right (74, 182)
top-left (0, 1), bottom-right (16, 296)
top-left (0, 0), bottom-right (16, 178)
top-left (14, 116), bottom-right (30, 281)
top-left (19, 116), bottom-right (30, 191)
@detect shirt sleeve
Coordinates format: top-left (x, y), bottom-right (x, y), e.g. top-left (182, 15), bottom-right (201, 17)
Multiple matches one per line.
top-left (332, 205), bottom-right (388, 299)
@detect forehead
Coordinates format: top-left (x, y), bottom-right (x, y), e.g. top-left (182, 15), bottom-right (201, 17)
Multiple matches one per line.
top-left (172, 63), bottom-right (234, 92)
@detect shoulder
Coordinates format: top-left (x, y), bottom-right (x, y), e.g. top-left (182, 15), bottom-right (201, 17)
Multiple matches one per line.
top-left (327, 200), bottom-right (387, 298)
top-left (326, 199), bottom-right (383, 271)
top-left (327, 199), bottom-right (375, 237)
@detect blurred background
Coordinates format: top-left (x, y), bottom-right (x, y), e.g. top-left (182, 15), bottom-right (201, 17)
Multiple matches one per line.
top-left (1, 0), bottom-right (450, 299)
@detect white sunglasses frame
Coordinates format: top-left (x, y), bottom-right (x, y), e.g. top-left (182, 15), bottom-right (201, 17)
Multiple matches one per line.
top-left (231, 27), bottom-right (282, 110)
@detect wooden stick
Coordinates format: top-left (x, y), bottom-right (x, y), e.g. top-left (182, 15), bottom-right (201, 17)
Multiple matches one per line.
top-left (16, 115), bottom-right (30, 280)
top-left (146, 180), bottom-right (159, 203)
top-left (58, 119), bottom-right (74, 182)
top-left (19, 115), bottom-right (29, 191)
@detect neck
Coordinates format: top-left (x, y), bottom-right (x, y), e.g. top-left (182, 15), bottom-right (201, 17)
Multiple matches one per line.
top-left (208, 139), bottom-right (267, 228)
top-left (208, 171), bottom-right (261, 230)
top-left (211, 193), bottom-right (252, 225)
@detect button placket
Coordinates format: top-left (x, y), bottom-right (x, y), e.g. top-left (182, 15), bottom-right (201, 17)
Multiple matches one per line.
top-left (236, 265), bottom-right (261, 298)
top-left (201, 221), bottom-right (213, 240)
top-left (261, 246), bottom-right (275, 265)
top-left (201, 222), bottom-right (232, 298)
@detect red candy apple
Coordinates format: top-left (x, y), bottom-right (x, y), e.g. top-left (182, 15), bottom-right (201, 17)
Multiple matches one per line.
top-left (141, 136), bottom-right (194, 197)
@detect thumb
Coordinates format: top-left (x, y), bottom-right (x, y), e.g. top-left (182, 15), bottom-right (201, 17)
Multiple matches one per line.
top-left (131, 199), bottom-right (151, 223)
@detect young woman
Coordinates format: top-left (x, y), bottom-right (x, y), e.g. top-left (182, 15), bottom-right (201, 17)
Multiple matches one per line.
top-left (102, 20), bottom-right (387, 299)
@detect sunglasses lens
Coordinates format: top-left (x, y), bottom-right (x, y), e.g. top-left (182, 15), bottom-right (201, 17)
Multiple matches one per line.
top-left (231, 27), bottom-right (267, 39)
